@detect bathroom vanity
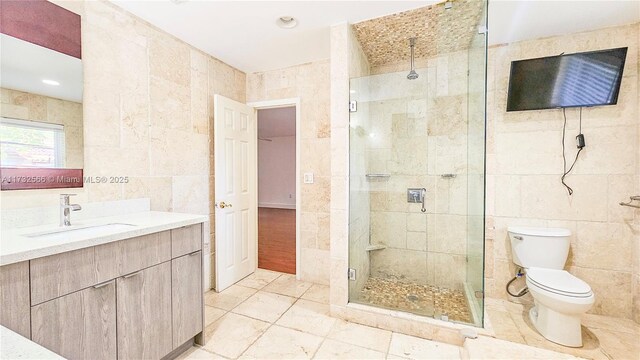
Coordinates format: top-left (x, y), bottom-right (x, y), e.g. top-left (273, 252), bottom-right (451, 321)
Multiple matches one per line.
top-left (0, 211), bottom-right (207, 360)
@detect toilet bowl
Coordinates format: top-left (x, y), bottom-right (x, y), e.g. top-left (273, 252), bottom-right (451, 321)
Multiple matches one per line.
top-left (507, 227), bottom-right (595, 347)
top-left (525, 267), bottom-right (594, 347)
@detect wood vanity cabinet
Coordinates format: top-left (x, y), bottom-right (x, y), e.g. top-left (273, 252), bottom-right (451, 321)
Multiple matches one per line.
top-left (0, 222), bottom-right (204, 360)
top-left (0, 261), bottom-right (30, 338)
top-left (31, 280), bottom-right (117, 360)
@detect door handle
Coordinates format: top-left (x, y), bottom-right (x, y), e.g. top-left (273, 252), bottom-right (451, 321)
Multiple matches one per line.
top-left (216, 201), bottom-right (233, 209)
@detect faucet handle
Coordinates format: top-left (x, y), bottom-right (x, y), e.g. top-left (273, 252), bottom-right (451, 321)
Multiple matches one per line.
top-left (60, 193), bottom-right (77, 198)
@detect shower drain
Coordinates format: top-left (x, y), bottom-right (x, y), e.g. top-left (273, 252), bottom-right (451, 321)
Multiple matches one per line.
top-left (406, 294), bottom-right (420, 302)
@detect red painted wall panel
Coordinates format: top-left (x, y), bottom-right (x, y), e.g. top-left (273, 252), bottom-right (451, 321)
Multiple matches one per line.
top-left (0, 0), bottom-right (81, 59)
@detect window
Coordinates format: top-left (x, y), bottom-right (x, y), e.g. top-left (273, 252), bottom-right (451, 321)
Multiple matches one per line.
top-left (0, 118), bottom-right (65, 168)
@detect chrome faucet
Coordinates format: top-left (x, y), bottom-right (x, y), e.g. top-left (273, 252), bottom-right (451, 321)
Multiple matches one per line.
top-left (60, 194), bottom-right (82, 227)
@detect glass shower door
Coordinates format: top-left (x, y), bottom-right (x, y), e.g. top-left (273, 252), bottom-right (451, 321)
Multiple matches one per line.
top-left (349, 70), bottom-right (436, 317)
top-left (347, 0), bottom-right (488, 327)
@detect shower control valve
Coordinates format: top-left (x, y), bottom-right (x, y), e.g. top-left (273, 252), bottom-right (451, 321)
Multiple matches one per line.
top-left (407, 188), bottom-right (427, 213)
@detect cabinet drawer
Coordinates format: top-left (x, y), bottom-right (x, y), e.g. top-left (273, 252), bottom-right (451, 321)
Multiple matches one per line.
top-left (31, 247), bottom-right (101, 305)
top-left (95, 230), bottom-right (171, 277)
top-left (171, 224), bottom-right (202, 258)
top-left (0, 261), bottom-right (30, 338)
top-left (31, 280), bottom-right (117, 360)
top-left (172, 251), bottom-right (203, 347)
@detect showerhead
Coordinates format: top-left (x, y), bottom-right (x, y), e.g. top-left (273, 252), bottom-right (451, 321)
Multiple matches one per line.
top-left (407, 37), bottom-right (418, 80)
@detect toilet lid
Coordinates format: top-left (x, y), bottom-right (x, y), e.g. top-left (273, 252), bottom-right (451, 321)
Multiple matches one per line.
top-left (527, 268), bottom-right (592, 296)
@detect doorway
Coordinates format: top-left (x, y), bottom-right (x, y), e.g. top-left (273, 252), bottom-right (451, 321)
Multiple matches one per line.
top-left (257, 106), bottom-right (297, 274)
top-left (214, 95), bottom-right (301, 292)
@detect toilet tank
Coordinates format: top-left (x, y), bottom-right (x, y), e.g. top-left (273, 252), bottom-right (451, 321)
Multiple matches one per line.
top-left (507, 227), bottom-right (571, 269)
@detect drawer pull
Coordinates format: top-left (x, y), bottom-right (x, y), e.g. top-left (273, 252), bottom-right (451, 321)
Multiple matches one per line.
top-left (93, 281), bottom-right (112, 289)
top-left (123, 271), bottom-right (141, 279)
top-left (189, 251), bottom-right (200, 256)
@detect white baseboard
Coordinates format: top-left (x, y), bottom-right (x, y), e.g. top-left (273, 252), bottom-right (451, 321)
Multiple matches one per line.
top-left (258, 202), bottom-right (296, 209)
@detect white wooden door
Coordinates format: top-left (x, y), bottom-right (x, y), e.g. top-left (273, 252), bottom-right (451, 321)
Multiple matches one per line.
top-left (214, 95), bottom-right (257, 292)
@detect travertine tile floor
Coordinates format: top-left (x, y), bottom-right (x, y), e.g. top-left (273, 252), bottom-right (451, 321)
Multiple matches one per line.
top-left (485, 298), bottom-right (640, 360)
top-left (177, 269), bottom-right (637, 360)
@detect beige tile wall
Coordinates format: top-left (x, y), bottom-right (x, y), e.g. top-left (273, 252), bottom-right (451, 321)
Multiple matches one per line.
top-left (246, 60), bottom-right (331, 284)
top-left (330, 22), bottom-right (354, 310)
top-left (485, 23), bottom-right (640, 321)
top-left (1, 88), bottom-right (84, 168)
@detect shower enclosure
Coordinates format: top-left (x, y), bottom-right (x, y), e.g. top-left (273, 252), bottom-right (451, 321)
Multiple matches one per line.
top-left (348, 0), bottom-right (487, 327)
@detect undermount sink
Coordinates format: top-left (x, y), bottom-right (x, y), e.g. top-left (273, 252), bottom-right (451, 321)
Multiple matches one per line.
top-left (26, 223), bottom-right (137, 240)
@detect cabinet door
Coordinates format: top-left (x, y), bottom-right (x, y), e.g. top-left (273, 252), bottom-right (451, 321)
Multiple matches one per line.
top-left (117, 262), bottom-right (172, 360)
top-left (31, 280), bottom-right (116, 360)
top-left (0, 261), bottom-right (30, 338)
top-left (172, 251), bottom-right (203, 348)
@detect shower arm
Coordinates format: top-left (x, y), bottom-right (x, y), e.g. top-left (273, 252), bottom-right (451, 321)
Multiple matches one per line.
top-left (410, 43), bottom-right (415, 71)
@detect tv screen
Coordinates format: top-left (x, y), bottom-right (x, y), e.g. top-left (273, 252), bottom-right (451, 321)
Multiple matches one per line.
top-left (507, 47), bottom-right (627, 111)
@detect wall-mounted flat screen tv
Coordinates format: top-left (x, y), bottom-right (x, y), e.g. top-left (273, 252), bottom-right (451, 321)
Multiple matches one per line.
top-left (507, 47), bottom-right (627, 111)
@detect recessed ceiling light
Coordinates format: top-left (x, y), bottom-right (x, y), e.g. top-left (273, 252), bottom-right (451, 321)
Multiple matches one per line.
top-left (277, 16), bottom-right (298, 29)
top-left (42, 79), bottom-right (60, 86)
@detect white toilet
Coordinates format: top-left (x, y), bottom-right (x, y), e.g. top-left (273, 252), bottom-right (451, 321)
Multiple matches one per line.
top-left (507, 227), bottom-right (594, 347)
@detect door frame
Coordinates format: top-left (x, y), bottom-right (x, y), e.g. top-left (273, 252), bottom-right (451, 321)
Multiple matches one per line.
top-left (248, 98), bottom-right (301, 280)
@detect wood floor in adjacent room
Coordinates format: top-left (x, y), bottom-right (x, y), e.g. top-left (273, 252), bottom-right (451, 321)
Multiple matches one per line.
top-left (258, 207), bottom-right (296, 274)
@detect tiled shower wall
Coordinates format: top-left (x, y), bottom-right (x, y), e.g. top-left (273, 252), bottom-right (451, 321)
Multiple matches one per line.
top-left (484, 23), bottom-right (640, 321)
top-left (246, 60), bottom-right (331, 284)
top-left (358, 49), bottom-right (474, 291)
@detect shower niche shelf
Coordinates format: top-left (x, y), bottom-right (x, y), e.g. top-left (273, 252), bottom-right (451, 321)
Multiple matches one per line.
top-left (365, 174), bottom-right (390, 181)
top-left (365, 244), bottom-right (386, 252)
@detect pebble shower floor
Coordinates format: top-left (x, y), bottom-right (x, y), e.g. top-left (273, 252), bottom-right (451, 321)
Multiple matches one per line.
top-left (358, 277), bottom-right (473, 324)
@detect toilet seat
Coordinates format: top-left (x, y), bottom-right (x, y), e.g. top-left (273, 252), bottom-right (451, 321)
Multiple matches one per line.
top-left (527, 267), bottom-right (592, 298)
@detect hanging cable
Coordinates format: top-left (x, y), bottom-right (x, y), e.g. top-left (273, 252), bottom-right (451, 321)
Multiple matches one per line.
top-left (561, 107), bottom-right (584, 196)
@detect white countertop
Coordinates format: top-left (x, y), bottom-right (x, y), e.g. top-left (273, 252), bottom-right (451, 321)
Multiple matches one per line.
top-left (0, 211), bottom-right (208, 266)
top-left (0, 326), bottom-right (64, 360)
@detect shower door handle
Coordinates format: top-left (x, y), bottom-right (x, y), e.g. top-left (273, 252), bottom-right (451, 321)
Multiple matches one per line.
top-left (420, 188), bottom-right (426, 213)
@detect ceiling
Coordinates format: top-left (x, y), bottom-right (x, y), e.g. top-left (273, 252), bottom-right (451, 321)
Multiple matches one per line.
top-left (110, 1), bottom-right (639, 74)
top-left (1, 34), bottom-right (83, 103)
top-left (258, 107), bottom-right (296, 138)
top-left (489, 0), bottom-right (640, 46)
top-left (111, 1), bottom-right (436, 73)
